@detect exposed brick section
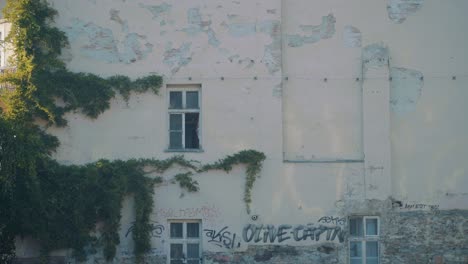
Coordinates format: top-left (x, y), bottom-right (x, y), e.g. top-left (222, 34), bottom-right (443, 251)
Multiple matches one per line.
top-left (203, 244), bottom-right (342, 264)
top-left (381, 210), bottom-right (468, 264)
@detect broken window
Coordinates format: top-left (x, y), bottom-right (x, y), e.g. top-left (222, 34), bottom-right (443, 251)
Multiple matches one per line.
top-left (169, 220), bottom-right (202, 264)
top-left (167, 86), bottom-right (201, 150)
top-left (349, 216), bottom-right (380, 264)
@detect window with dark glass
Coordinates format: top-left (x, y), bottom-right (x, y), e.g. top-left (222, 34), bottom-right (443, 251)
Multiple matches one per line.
top-left (167, 88), bottom-right (200, 150)
top-left (169, 221), bottom-right (201, 264)
top-left (349, 216), bottom-right (380, 264)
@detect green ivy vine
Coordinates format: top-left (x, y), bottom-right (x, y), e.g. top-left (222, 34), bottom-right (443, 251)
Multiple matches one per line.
top-left (0, 0), bottom-right (266, 263)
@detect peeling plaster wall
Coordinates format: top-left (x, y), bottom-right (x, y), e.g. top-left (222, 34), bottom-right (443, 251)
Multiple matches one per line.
top-left (5, 0), bottom-right (468, 263)
top-left (283, 0), bottom-right (364, 162)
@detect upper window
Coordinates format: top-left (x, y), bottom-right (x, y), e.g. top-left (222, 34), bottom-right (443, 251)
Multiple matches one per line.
top-left (169, 220), bottom-right (202, 264)
top-left (167, 85), bottom-right (201, 151)
top-left (349, 216), bottom-right (380, 264)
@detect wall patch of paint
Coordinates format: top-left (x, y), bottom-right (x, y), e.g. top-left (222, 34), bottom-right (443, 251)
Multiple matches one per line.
top-left (261, 21), bottom-right (281, 74)
top-left (109, 9), bottom-right (124, 27)
top-left (181, 8), bottom-right (220, 47)
top-left (227, 23), bottom-right (256, 37)
top-left (343, 25), bottom-right (361, 48)
top-left (139, 3), bottom-right (172, 19)
top-left (390, 67), bottom-right (424, 114)
top-left (362, 43), bottom-right (389, 73)
top-left (64, 18), bottom-right (119, 63)
top-left (272, 82), bottom-right (282, 98)
top-left (120, 33), bottom-right (153, 64)
top-left (163, 42), bottom-right (192, 74)
top-left (387, 0), bottom-right (424, 23)
top-left (286, 14), bottom-right (336, 47)
top-left (64, 18), bottom-right (153, 64)
top-left (223, 16), bottom-right (281, 74)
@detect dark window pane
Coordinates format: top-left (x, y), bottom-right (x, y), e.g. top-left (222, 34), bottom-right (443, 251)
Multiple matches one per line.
top-left (367, 259), bottom-right (378, 264)
top-left (187, 243), bottom-right (199, 258)
top-left (350, 217), bottom-right (363, 237)
top-left (170, 243), bottom-right (183, 258)
top-left (170, 132), bottom-right (183, 149)
top-left (350, 241), bottom-right (362, 257)
top-left (351, 260), bottom-right (362, 264)
top-left (187, 223), bottom-right (200, 238)
top-left (170, 91), bottom-right (182, 109)
top-left (366, 241), bottom-right (379, 257)
top-left (186, 91), bottom-right (199, 109)
top-left (185, 113), bottom-right (199, 149)
top-left (170, 114), bottom-right (182, 130)
top-left (366, 219), bottom-right (378, 235)
top-left (170, 223), bottom-right (183, 238)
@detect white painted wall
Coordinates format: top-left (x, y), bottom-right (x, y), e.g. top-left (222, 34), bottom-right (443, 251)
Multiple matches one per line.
top-left (3, 0), bottom-right (467, 260)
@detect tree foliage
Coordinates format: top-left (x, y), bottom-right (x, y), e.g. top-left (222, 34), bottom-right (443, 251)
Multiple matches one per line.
top-left (0, 0), bottom-right (266, 263)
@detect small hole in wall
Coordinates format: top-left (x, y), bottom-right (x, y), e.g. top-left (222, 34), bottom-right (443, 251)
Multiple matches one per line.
top-left (253, 76), bottom-right (258, 80)
top-left (284, 76), bottom-right (288, 81)
top-left (323, 78), bottom-right (328, 82)
top-left (221, 77), bottom-right (224, 81)
top-left (188, 77), bottom-right (192, 81)
top-left (356, 77), bottom-right (360, 82)
top-left (452, 76), bottom-right (456, 80)
top-left (420, 76), bottom-right (424, 81)
top-left (389, 77), bottom-right (393, 81)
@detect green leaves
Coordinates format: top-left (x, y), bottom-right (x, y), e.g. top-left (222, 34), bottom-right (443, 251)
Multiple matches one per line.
top-left (0, 1), bottom-right (266, 263)
top-left (0, 0), bottom-right (162, 126)
top-left (200, 150), bottom-right (266, 213)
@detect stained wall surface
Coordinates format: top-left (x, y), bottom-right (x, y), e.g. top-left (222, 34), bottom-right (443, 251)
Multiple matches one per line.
top-left (2, 0), bottom-right (467, 263)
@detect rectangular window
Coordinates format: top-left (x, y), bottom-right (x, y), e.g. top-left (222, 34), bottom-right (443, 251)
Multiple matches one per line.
top-left (349, 216), bottom-right (380, 264)
top-left (167, 86), bottom-right (201, 151)
top-left (168, 220), bottom-right (202, 264)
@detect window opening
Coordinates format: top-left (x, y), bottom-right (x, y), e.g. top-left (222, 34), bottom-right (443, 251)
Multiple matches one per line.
top-left (349, 216), bottom-right (380, 264)
top-left (169, 220), bottom-right (202, 264)
top-left (167, 87), bottom-right (201, 150)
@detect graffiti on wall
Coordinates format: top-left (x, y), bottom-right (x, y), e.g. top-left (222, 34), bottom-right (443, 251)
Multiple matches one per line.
top-left (203, 217), bottom-right (346, 250)
top-left (125, 221), bottom-right (165, 238)
top-left (154, 204), bottom-right (221, 223)
top-left (204, 226), bottom-right (241, 249)
top-left (392, 200), bottom-right (440, 213)
top-left (317, 216), bottom-right (346, 225)
top-left (242, 223), bottom-right (345, 244)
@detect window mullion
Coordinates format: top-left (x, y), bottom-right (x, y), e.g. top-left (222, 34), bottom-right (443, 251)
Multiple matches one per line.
top-left (363, 241), bottom-right (366, 264)
top-left (182, 91), bottom-right (186, 149)
top-left (182, 113), bottom-right (186, 148)
top-left (363, 217), bottom-right (367, 237)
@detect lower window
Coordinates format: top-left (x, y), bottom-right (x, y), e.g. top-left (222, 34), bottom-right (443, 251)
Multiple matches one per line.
top-left (349, 216), bottom-right (380, 264)
top-left (169, 220), bottom-right (202, 264)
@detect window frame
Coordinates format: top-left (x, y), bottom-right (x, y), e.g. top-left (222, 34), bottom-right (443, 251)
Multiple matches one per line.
top-left (166, 86), bottom-right (202, 152)
top-left (167, 220), bottom-right (202, 264)
top-left (348, 216), bottom-right (380, 264)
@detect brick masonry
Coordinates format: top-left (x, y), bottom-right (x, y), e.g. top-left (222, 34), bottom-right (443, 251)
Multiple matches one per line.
top-left (12, 207), bottom-right (468, 264)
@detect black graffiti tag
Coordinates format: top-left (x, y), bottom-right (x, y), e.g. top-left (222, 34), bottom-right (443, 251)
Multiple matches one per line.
top-left (317, 216), bottom-right (346, 225)
top-left (204, 226), bottom-right (240, 249)
top-left (125, 221), bottom-right (164, 238)
top-left (242, 223), bottom-right (345, 244)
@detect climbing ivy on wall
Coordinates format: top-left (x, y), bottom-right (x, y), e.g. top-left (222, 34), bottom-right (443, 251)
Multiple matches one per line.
top-left (0, 0), bottom-right (266, 263)
top-left (0, 0), bottom-right (162, 126)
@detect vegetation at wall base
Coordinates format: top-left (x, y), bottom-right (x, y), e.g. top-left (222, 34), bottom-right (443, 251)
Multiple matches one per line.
top-left (0, 0), bottom-right (266, 263)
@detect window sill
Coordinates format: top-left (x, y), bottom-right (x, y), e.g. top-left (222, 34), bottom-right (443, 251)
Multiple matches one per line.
top-left (164, 148), bottom-right (204, 153)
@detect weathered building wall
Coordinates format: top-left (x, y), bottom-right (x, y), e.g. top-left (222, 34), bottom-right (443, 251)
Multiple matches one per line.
top-left (3, 0), bottom-right (467, 263)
